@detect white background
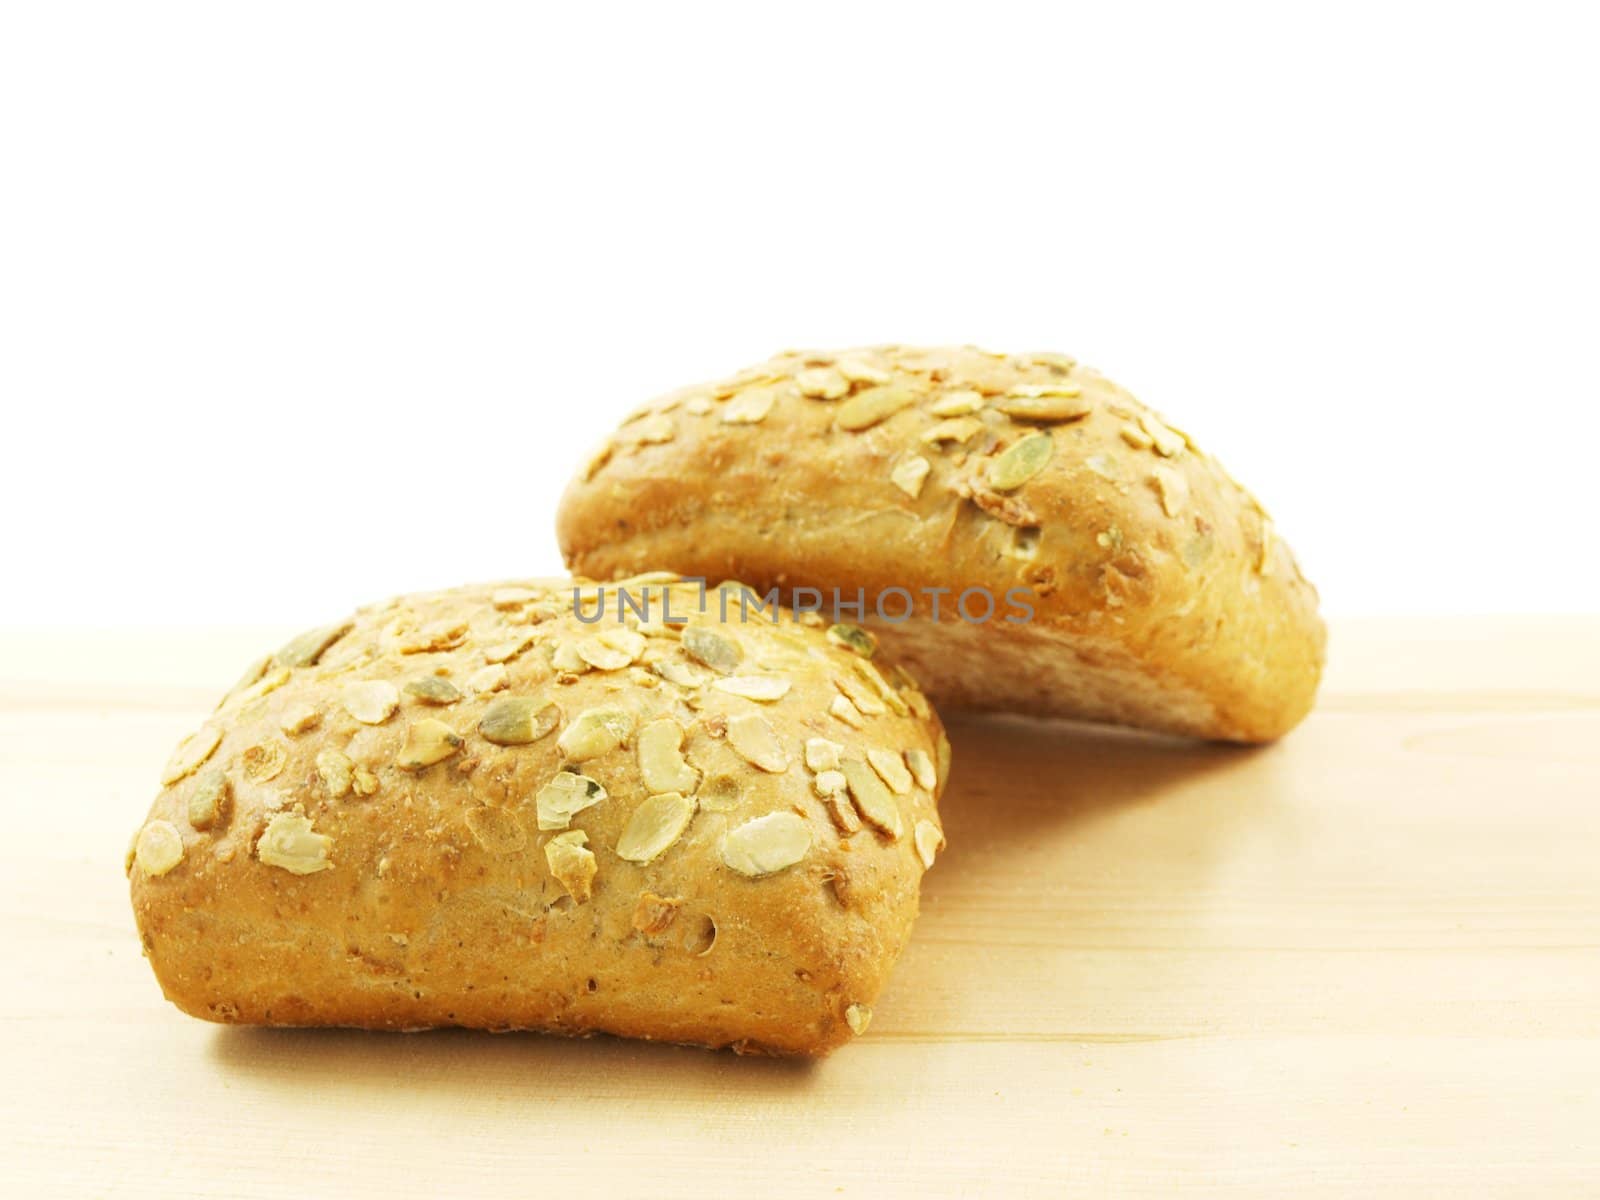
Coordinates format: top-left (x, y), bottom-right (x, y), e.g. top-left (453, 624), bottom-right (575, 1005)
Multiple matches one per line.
top-left (2, 2), bottom-right (1596, 629)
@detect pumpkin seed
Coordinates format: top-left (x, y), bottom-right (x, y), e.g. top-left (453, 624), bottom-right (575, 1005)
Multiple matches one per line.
top-left (987, 432), bottom-right (1053, 492)
top-left (481, 697), bottom-right (562, 746)
top-left (682, 626), bottom-right (743, 674)
top-left (826, 624), bottom-right (876, 658)
top-left (396, 718), bottom-right (463, 770)
top-left (405, 675), bottom-right (462, 705)
top-left (187, 768), bottom-right (230, 831)
top-left (275, 621), bottom-right (351, 669)
top-left (536, 771), bottom-right (607, 830)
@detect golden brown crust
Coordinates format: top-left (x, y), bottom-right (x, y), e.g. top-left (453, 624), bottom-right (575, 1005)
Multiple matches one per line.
top-left (128, 576), bottom-right (946, 1055)
top-left (557, 346), bottom-right (1325, 742)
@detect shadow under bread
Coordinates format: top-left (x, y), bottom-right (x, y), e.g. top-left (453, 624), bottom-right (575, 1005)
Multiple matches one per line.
top-left (210, 1019), bottom-right (818, 1098)
top-left (885, 712), bottom-right (1282, 1042)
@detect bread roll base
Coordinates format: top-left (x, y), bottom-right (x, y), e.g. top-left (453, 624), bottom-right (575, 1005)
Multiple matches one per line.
top-left (129, 578), bottom-right (947, 1056)
top-left (559, 346), bottom-right (1325, 742)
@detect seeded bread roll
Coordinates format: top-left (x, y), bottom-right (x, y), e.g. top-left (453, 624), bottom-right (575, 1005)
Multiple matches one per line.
top-left (127, 576), bottom-right (947, 1056)
top-left (557, 346), bottom-right (1324, 743)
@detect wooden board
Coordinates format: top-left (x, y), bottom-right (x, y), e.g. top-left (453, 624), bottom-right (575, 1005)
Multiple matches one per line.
top-left (2, 618), bottom-right (1597, 1197)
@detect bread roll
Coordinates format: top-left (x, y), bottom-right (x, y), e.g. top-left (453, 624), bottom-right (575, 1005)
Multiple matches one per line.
top-left (558, 346), bottom-right (1324, 742)
top-left (128, 576), bottom-right (948, 1055)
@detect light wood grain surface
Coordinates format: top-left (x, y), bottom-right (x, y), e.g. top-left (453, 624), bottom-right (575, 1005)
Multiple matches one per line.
top-left (3, 618), bottom-right (1597, 1198)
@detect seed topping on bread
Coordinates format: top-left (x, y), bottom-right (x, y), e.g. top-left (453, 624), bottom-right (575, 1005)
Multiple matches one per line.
top-left (131, 575), bottom-right (947, 1053)
top-left (576, 345), bottom-right (1301, 588)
